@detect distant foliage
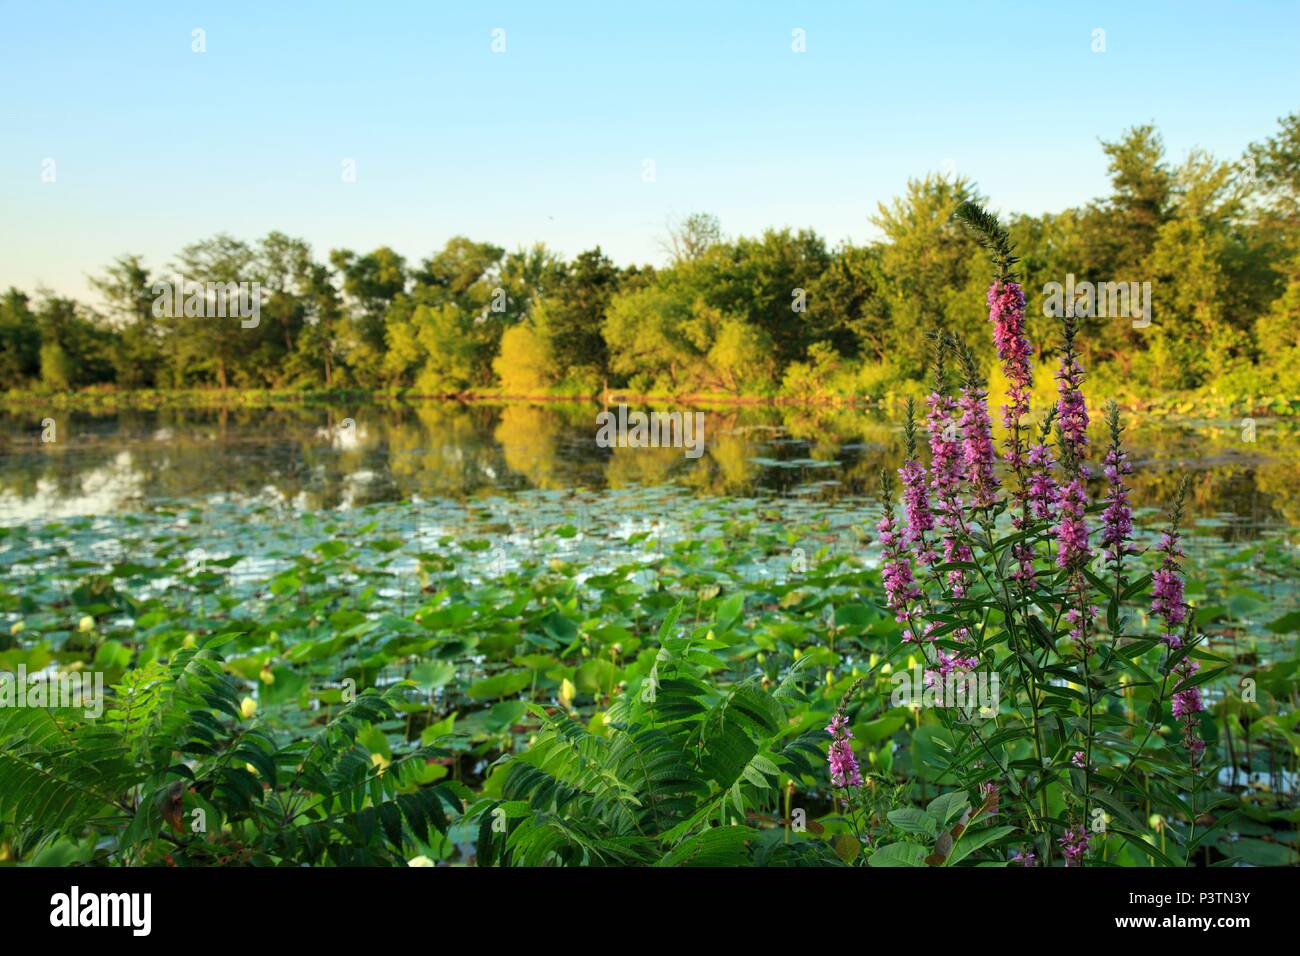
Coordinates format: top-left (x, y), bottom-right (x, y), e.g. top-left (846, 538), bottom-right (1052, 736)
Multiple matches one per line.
top-left (4, 115), bottom-right (1299, 408)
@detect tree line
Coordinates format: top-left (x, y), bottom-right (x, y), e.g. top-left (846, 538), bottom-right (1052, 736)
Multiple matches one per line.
top-left (3, 115), bottom-right (1298, 401)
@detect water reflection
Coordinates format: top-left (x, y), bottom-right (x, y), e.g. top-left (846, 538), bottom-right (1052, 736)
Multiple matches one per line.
top-left (1, 401), bottom-right (1296, 538)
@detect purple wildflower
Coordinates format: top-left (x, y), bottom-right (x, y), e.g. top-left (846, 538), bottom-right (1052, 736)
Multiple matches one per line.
top-left (826, 713), bottom-right (863, 788)
top-left (1171, 664), bottom-right (1204, 719)
top-left (1055, 320), bottom-right (1090, 472)
top-left (987, 275), bottom-right (1036, 584)
top-left (1100, 403), bottom-right (1135, 572)
top-left (1058, 826), bottom-right (1090, 866)
top-left (1015, 436), bottom-right (1062, 583)
top-left (924, 646), bottom-right (979, 685)
top-left (1071, 750), bottom-right (1086, 769)
top-left (899, 460), bottom-right (936, 559)
top-left (927, 392), bottom-right (962, 504)
top-left (1100, 451), bottom-right (1134, 563)
top-left (1173, 658), bottom-right (1207, 764)
top-left (1151, 531), bottom-right (1187, 646)
top-left (958, 385), bottom-right (999, 507)
top-left (1026, 442), bottom-right (1061, 523)
top-left (1152, 481), bottom-right (1204, 764)
top-left (1009, 544), bottom-right (1036, 584)
top-left (987, 280), bottom-right (1033, 463)
top-left (927, 389), bottom-right (972, 596)
top-left (1064, 605), bottom-right (1100, 653)
top-left (906, 620), bottom-right (935, 646)
top-left (878, 508), bottom-right (921, 624)
top-left (1055, 477), bottom-right (1091, 569)
top-left (899, 399), bottom-right (937, 567)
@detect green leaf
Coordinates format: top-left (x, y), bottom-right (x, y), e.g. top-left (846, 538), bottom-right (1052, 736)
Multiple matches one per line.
top-left (926, 790), bottom-right (970, 827)
top-left (1265, 610), bottom-right (1300, 634)
top-left (946, 824), bottom-right (1016, 866)
top-left (714, 592), bottom-right (745, 630)
top-left (574, 659), bottom-right (618, 695)
top-left (868, 842), bottom-right (927, 867)
top-left (888, 807), bottom-right (938, 837)
top-left (656, 826), bottom-right (754, 866)
top-left (467, 670), bottom-right (532, 700)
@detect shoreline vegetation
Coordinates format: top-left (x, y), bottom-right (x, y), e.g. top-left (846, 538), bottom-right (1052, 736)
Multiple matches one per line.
top-left (4, 118), bottom-right (1300, 423)
top-left (5, 382), bottom-right (1297, 418)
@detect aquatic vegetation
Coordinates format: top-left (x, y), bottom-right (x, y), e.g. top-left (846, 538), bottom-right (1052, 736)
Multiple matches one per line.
top-left (0, 208), bottom-right (1298, 867)
top-left (0, 467), bottom-right (1296, 864)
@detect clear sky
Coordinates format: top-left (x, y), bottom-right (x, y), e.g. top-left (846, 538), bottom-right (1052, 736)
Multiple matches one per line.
top-left (2, 0), bottom-right (1297, 302)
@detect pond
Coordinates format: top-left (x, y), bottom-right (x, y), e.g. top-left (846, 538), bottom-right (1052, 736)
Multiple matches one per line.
top-left (2, 402), bottom-right (1297, 531)
top-left (3, 401), bottom-right (1298, 639)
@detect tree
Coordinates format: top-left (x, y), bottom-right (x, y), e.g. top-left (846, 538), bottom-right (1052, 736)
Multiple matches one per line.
top-left (0, 289), bottom-right (40, 386)
top-left (706, 316), bottom-right (777, 393)
top-left (5, 115), bottom-right (1297, 403)
top-left (717, 228), bottom-right (831, 367)
top-left (807, 243), bottom-right (890, 360)
top-left (1245, 113), bottom-right (1300, 359)
top-left (543, 247), bottom-right (625, 387)
top-left (331, 246), bottom-right (407, 383)
top-left (33, 295), bottom-right (113, 388)
top-left (90, 255), bottom-right (160, 388)
top-left (493, 318), bottom-right (556, 394)
top-left (384, 237), bottom-right (534, 392)
top-left (661, 212), bottom-right (722, 264)
top-left (1247, 111), bottom-right (1300, 232)
top-left (39, 341), bottom-right (73, 389)
top-left (291, 260), bottom-right (345, 387)
top-left (1141, 214), bottom-right (1259, 390)
top-left (1254, 255), bottom-right (1300, 353)
top-left (161, 234), bottom-right (261, 389)
top-left (603, 280), bottom-right (704, 392)
top-left (383, 301), bottom-right (479, 395)
top-left (870, 174), bottom-right (986, 375)
top-left (413, 237), bottom-right (503, 296)
top-left (257, 232), bottom-right (314, 370)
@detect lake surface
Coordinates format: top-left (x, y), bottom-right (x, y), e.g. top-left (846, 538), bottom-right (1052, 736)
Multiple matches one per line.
top-left (1, 400), bottom-right (1297, 644)
top-left (4, 401), bottom-right (1298, 637)
top-left (2, 402), bottom-right (1297, 539)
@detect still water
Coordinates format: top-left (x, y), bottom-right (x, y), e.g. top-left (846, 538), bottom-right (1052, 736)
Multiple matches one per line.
top-left (1, 402), bottom-right (1296, 539)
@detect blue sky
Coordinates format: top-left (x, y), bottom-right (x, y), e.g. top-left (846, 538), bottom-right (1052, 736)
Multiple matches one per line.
top-left (2, 0), bottom-right (1297, 301)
